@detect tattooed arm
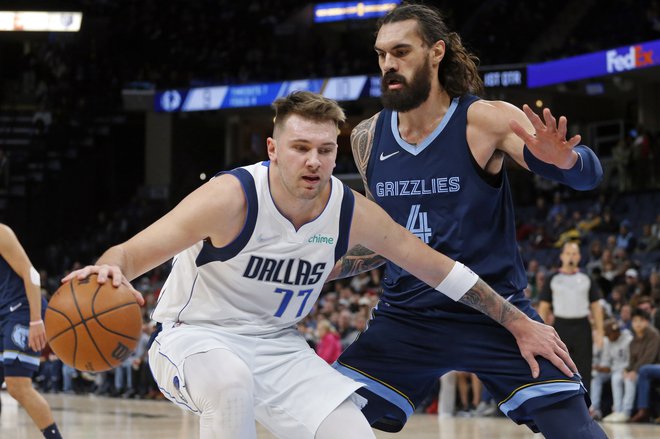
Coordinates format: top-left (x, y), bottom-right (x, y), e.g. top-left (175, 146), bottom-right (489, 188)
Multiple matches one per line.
top-left (328, 245), bottom-right (386, 281)
top-left (328, 114), bottom-right (385, 281)
top-left (350, 113), bottom-right (380, 201)
top-left (459, 279), bottom-right (577, 378)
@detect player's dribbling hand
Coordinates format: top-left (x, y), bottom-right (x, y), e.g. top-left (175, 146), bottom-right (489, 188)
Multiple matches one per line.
top-left (512, 317), bottom-right (578, 379)
top-left (61, 265), bottom-right (145, 306)
top-left (510, 104), bottom-right (581, 170)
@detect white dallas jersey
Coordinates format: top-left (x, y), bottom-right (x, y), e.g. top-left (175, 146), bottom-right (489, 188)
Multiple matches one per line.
top-left (151, 162), bottom-right (354, 335)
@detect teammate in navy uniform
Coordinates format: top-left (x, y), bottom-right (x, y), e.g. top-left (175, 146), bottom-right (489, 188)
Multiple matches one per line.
top-left (65, 91), bottom-right (573, 439)
top-left (332, 3), bottom-right (607, 439)
top-left (0, 224), bottom-right (62, 438)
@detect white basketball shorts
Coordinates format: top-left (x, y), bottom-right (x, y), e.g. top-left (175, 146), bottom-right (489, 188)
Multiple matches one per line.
top-left (148, 322), bottom-right (365, 438)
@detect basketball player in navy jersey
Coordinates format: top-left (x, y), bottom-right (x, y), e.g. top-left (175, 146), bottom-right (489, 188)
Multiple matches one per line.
top-left (332, 3), bottom-right (607, 439)
top-left (65, 91), bottom-right (573, 439)
top-left (0, 224), bottom-right (63, 438)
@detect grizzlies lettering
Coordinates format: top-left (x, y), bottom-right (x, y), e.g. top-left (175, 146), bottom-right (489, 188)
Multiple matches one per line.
top-left (243, 256), bottom-right (326, 285)
top-left (375, 176), bottom-right (460, 197)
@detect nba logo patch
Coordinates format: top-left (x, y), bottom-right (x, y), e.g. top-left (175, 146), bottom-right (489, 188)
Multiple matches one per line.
top-left (11, 324), bottom-right (29, 350)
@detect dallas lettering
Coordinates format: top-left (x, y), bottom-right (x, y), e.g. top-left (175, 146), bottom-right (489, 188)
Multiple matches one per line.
top-left (243, 256), bottom-right (325, 285)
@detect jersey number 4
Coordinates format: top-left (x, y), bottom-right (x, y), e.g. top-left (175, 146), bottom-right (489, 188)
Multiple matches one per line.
top-left (406, 204), bottom-right (432, 244)
top-left (273, 288), bottom-right (313, 318)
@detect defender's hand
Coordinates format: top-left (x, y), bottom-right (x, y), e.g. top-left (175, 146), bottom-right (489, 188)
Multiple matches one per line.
top-left (510, 317), bottom-right (578, 379)
top-left (510, 104), bottom-right (581, 170)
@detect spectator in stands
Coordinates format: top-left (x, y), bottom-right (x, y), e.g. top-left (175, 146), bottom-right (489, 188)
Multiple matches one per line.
top-left (630, 362), bottom-right (660, 423)
top-left (337, 309), bottom-right (358, 349)
top-left (616, 220), bottom-right (637, 254)
top-left (36, 344), bottom-right (61, 394)
top-left (608, 284), bottom-right (627, 318)
top-left (585, 240), bottom-right (604, 275)
top-left (533, 196), bottom-right (549, 223)
top-left (546, 192), bottom-right (568, 223)
top-left (624, 268), bottom-right (641, 300)
top-left (61, 364), bottom-right (77, 394)
top-left (610, 134), bottom-right (633, 192)
top-left (651, 214), bottom-right (660, 242)
top-left (625, 309), bottom-right (660, 422)
top-left (639, 223), bottom-right (659, 252)
top-left (456, 372), bottom-right (482, 416)
top-left (619, 304), bottom-right (633, 331)
top-left (315, 320), bottom-right (342, 364)
top-left (636, 297), bottom-right (656, 320)
top-left (592, 267), bottom-right (613, 300)
top-left (539, 241), bottom-right (604, 392)
top-left (526, 259), bottom-right (540, 285)
top-left (528, 269), bottom-right (547, 303)
top-left (631, 127), bottom-right (653, 190)
top-left (114, 328), bottom-right (147, 398)
top-left (595, 211), bottom-right (619, 235)
top-left (593, 320), bottom-right (633, 422)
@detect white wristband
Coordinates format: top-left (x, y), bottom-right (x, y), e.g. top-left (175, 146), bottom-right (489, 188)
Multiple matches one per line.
top-left (434, 262), bottom-right (479, 301)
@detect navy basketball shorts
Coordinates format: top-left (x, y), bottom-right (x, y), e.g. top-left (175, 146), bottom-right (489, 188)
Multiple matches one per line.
top-left (334, 291), bottom-right (588, 433)
top-left (1, 304), bottom-right (43, 378)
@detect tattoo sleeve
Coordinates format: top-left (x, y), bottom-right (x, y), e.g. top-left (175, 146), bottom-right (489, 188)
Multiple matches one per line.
top-left (458, 279), bottom-right (523, 328)
top-left (331, 245), bottom-right (386, 280)
top-left (327, 115), bottom-right (386, 281)
top-left (350, 114), bottom-right (380, 201)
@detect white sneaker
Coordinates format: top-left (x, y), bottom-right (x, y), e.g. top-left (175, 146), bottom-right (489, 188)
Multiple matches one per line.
top-left (602, 412), bottom-right (617, 422)
top-left (603, 412), bottom-right (629, 423)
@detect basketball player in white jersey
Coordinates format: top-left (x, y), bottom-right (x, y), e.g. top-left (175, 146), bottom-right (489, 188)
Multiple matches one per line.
top-left (64, 91), bottom-right (574, 439)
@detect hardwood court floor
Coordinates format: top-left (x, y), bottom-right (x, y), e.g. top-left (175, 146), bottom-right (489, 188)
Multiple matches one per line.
top-left (1, 392), bottom-right (659, 438)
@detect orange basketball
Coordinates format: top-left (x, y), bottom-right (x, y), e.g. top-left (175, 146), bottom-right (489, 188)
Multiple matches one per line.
top-left (45, 275), bottom-right (143, 372)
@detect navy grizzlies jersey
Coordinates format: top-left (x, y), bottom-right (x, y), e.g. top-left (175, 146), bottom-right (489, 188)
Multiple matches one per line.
top-left (0, 255), bottom-right (26, 313)
top-left (368, 94), bottom-right (527, 309)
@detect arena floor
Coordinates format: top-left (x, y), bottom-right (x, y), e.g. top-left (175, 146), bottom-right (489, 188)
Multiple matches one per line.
top-left (1, 392), bottom-right (658, 438)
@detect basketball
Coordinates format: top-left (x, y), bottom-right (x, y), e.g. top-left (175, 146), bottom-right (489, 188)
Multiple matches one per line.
top-left (44, 275), bottom-right (143, 372)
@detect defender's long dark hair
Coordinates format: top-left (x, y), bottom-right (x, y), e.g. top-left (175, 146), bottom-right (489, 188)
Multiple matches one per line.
top-left (378, 2), bottom-right (484, 97)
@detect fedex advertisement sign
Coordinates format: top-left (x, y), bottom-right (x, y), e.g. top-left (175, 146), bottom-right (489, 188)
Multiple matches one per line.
top-left (606, 45), bottom-right (654, 73)
top-left (528, 39), bottom-right (660, 88)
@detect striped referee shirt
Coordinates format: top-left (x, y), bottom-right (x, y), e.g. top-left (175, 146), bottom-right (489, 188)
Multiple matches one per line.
top-left (540, 271), bottom-right (600, 319)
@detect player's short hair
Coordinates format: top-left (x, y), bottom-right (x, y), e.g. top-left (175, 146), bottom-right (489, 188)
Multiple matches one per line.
top-left (272, 91), bottom-right (345, 136)
top-left (378, 1), bottom-right (484, 97)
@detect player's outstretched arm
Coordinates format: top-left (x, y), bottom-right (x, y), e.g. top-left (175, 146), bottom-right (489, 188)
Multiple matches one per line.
top-left (348, 193), bottom-right (578, 378)
top-left (62, 173), bottom-right (247, 304)
top-left (0, 224), bottom-right (47, 351)
top-left (488, 101), bottom-right (602, 191)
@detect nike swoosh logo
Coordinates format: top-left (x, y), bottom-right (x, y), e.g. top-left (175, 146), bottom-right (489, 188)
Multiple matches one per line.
top-left (379, 151), bottom-right (400, 161)
top-left (9, 303), bottom-right (22, 312)
top-left (257, 234), bottom-right (279, 243)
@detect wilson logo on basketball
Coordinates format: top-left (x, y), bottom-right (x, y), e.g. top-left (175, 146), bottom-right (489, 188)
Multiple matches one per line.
top-left (111, 342), bottom-right (131, 361)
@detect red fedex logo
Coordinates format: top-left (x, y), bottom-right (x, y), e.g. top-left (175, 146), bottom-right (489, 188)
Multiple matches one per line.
top-left (606, 45), bottom-right (654, 73)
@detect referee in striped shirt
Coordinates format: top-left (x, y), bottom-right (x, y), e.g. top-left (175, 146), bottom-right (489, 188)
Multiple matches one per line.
top-left (539, 241), bottom-right (604, 394)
